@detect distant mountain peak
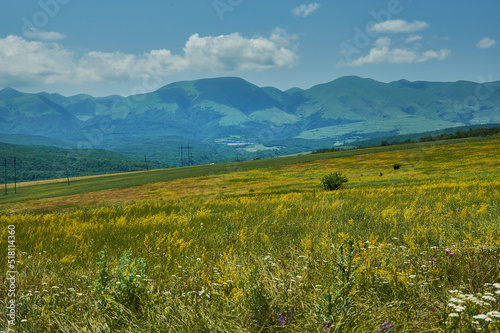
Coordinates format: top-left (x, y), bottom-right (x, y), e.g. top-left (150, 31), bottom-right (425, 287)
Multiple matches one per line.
top-left (0, 87), bottom-right (24, 100)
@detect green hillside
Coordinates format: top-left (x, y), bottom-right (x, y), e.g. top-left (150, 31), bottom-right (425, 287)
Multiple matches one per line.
top-left (0, 142), bottom-right (166, 183)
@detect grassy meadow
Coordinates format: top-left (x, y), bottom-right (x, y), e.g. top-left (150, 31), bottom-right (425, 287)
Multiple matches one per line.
top-left (1, 137), bottom-right (500, 332)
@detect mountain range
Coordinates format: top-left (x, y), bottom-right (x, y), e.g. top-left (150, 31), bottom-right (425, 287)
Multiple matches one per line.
top-left (1, 76), bottom-right (499, 166)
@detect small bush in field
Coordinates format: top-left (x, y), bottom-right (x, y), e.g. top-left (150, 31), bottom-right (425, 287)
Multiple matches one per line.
top-left (321, 172), bottom-right (348, 191)
top-left (93, 248), bottom-right (147, 311)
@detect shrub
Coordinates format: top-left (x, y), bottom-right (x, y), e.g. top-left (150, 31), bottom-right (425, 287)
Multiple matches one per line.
top-left (321, 172), bottom-right (348, 191)
top-left (393, 163), bottom-right (402, 170)
top-left (93, 248), bottom-right (148, 311)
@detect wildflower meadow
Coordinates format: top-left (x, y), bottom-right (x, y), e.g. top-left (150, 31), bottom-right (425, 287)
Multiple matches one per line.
top-left (1, 137), bottom-right (499, 332)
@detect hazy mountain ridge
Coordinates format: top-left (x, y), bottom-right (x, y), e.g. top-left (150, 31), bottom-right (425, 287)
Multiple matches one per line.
top-left (1, 76), bottom-right (499, 164)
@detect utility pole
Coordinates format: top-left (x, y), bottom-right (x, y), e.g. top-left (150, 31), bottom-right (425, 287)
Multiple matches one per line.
top-left (187, 144), bottom-right (191, 166)
top-left (65, 165), bottom-right (70, 186)
top-left (144, 155), bottom-right (149, 171)
top-left (13, 157), bottom-right (16, 194)
top-left (4, 158), bottom-right (7, 195)
top-left (179, 145), bottom-right (184, 167)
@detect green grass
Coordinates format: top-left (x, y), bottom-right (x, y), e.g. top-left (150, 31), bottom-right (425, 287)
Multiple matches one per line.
top-left (1, 137), bottom-right (491, 205)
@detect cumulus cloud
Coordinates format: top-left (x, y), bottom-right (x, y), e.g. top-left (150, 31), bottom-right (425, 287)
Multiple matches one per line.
top-left (292, 3), bottom-right (320, 17)
top-left (0, 35), bottom-right (74, 86)
top-left (344, 38), bottom-right (450, 66)
top-left (23, 28), bottom-right (66, 41)
top-left (405, 35), bottom-right (423, 43)
top-left (0, 31), bottom-right (298, 87)
top-left (476, 37), bottom-right (497, 49)
top-left (183, 32), bottom-right (298, 72)
top-left (370, 20), bottom-right (429, 33)
top-left (374, 37), bottom-right (391, 48)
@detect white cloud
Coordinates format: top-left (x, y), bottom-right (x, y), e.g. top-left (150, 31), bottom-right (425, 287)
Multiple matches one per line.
top-left (23, 28), bottom-right (66, 41)
top-left (269, 27), bottom-right (299, 49)
top-left (476, 37), bottom-right (497, 49)
top-left (0, 31), bottom-right (298, 87)
top-left (374, 37), bottom-right (391, 48)
top-left (405, 35), bottom-right (423, 43)
top-left (0, 35), bottom-right (74, 86)
top-left (184, 32), bottom-right (298, 72)
top-left (370, 20), bottom-right (429, 33)
top-left (292, 3), bottom-right (320, 17)
top-left (344, 43), bottom-right (450, 66)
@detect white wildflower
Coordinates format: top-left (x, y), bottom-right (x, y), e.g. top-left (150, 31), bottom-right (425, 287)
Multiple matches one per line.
top-left (449, 297), bottom-right (465, 304)
top-left (473, 314), bottom-right (488, 320)
top-left (487, 311), bottom-right (500, 318)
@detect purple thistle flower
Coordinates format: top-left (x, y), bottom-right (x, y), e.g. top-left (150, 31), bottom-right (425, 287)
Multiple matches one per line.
top-left (323, 321), bottom-right (331, 333)
top-left (377, 320), bottom-right (395, 333)
top-left (279, 307), bottom-right (294, 329)
top-left (278, 312), bottom-right (285, 327)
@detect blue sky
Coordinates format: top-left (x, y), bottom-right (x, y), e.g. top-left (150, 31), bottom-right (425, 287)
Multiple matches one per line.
top-left (0, 0), bottom-right (499, 97)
